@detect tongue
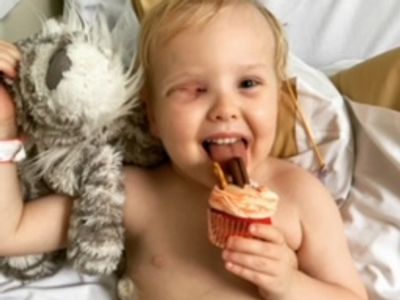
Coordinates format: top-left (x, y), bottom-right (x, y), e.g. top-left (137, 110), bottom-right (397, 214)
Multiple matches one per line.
top-left (208, 140), bottom-right (247, 167)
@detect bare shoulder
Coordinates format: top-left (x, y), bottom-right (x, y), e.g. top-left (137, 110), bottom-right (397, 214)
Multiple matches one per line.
top-left (122, 164), bottom-right (167, 236)
top-left (270, 159), bottom-right (366, 297)
top-left (269, 159), bottom-right (342, 243)
top-left (123, 164), bottom-right (159, 195)
top-left (265, 159), bottom-right (341, 250)
top-left (269, 158), bottom-right (337, 213)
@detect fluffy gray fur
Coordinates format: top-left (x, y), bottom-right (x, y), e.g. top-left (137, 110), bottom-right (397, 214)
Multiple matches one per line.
top-left (0, 7), bottom-right (166, 281)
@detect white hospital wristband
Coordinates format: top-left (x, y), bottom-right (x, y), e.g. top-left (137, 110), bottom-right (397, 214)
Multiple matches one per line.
top-left (0, 139), bottom-right (26, 162)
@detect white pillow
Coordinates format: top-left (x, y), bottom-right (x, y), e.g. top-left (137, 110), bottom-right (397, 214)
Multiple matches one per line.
top-left (286, 53), bottom-right (354, 205)
top-left (261, 0), bottom-right (400, 72)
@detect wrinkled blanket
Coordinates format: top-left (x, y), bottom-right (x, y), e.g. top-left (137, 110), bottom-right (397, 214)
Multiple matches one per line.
top-left (342, 100), bottom-right (400, 300)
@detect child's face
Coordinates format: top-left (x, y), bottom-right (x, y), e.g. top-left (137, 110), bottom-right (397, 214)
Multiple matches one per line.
top-left (147, 4), bottom-right (280, 187)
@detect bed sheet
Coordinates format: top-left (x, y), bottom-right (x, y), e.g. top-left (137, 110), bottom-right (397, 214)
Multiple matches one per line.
top-left (0, 267), bottom-right (117, 300)
top-left (282, 53), bottom-right (400, 300)
top-left (342, 101), bottom-right (400, 300)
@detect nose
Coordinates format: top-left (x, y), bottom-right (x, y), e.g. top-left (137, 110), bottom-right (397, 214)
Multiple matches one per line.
top-left (208, 93), bottom-right (239, 122)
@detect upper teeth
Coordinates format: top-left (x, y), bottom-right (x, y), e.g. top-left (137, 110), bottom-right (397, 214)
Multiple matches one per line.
top-left (207, 138), bottom-right (239, 145)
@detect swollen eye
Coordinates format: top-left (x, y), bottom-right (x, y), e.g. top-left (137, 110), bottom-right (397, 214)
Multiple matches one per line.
top-left (46, 48), bottom-right (72, 90)
top-left (172, 85), bottom-right (207, 98)
top-left (196, 86), bottom-right (207, 94)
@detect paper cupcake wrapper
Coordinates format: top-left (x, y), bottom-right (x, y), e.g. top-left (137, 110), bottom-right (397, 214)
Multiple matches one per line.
top-left (208, 208), bottom-right (272, 248)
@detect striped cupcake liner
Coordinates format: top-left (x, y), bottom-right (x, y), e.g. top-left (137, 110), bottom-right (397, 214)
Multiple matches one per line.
top-left (208, 208), bottom-right (271, 248)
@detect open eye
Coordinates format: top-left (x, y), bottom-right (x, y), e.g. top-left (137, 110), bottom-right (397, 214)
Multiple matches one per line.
top-left (239, 79), bottom-right (259, 89)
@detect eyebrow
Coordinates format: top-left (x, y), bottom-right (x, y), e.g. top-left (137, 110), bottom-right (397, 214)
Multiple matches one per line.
top-left (163, 71), bottom-right (202, 87)
top-left (164, 71), bottom-right (200, 84)
top-left (238, 63), bottom-right (269, 71)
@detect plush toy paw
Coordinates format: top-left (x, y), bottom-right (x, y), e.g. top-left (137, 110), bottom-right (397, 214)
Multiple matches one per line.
top-left (118, 275), bottom-right (137, 300)
top-left (1, 254), bottom-right (60, 281)
top-left (67, 224), bottom-right (124, 275)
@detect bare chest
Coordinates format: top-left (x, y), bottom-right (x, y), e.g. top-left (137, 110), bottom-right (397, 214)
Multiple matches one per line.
top-left (124, 196), bottom-right (302, 300)
top-left (125, 222), bottom-right (261, 300)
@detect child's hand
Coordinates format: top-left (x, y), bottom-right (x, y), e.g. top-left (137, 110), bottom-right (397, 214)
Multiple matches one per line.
top-left (0, 41), bottom-right (20, 139)
top-left (222, 224), bottom-right (297, 300)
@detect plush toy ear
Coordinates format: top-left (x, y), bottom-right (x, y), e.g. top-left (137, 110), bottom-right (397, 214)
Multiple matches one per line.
top-left (45, 46), bottom-right (72, 90)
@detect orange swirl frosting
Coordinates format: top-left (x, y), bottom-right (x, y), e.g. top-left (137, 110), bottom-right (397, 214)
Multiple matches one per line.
top-left (209, 183), bottom-right (279, 219)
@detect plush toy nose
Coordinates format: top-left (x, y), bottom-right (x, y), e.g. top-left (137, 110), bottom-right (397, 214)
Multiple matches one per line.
top-left (46, 48), bottom-right (72, 90)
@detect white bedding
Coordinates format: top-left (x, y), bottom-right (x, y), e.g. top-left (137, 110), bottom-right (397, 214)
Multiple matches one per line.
top-left (285, 55), bottom-right (400, 300)
top-left (285, 55), bottom-right (354, 205)
top-left (343, 102), bottom-right (400, 300)
top-left (261, 0), bottom-right (400, 73)
top-left (0, 267), bottom-right (117, 300)
top-left (290, 61), bottom-right (400, 299)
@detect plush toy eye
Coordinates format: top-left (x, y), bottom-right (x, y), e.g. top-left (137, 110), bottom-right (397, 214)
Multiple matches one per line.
top-left (45, 47), bottom-right (72, 90)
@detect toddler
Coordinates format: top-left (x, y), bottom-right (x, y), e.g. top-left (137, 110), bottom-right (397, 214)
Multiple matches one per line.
top-left (0, 0), bottom-right (367, 299)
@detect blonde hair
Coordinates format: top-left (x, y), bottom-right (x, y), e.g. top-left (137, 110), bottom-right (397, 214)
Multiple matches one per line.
top-left (138, 0), bottom-right (288, 89)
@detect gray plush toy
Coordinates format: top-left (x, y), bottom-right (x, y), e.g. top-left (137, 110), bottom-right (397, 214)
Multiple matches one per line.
top-left (0, 6), bottom-right (166, 281)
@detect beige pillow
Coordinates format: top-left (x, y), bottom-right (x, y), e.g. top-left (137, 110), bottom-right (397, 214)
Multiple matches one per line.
top-left (331, 47), bottom-right (400, 112)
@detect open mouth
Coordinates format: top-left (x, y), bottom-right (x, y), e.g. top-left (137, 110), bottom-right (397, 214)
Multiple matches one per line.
top-left (202, 137), bottom-right (248, 165)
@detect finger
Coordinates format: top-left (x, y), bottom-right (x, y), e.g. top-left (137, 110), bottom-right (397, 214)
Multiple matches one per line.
top-left (225, 261), bottom-right (273, 288)
top-left (0, 42), bottom-right (21, 80)
top-left (223, 249), bottom-right (279, 276)
top-left (226, 236), bottom-right (281, 260)
top-left (249, 224), bottom-right (286, 244)
top-left (0, 41), bottom-right (21, 61)
top-left (0, 52), bottom-right (17, 67)
top-left (0, 58), bottom-right (18, 80)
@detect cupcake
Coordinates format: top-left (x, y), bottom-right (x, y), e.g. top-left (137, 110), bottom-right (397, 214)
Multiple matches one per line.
top-left (208, 157), bottom-right (279, 248)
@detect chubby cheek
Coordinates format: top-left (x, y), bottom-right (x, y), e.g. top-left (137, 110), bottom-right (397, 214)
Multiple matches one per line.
top-left (153, 102), bottom-right (205, 164)
top-left (247, 100), bottom-right (278, 168)
top-left (157, 113), bottom-right (216, 187)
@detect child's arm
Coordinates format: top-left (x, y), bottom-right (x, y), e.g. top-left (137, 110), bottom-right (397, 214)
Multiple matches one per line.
top-left (0, 41), bottom-right (71, 256)
top-left (290, 171), bottom-right (368, 300)
top-left (223, 166), bottom-right (368, 300)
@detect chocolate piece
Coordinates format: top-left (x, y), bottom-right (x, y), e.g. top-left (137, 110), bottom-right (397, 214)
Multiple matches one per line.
top-left (227, 157), bottom-right (249, 187)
